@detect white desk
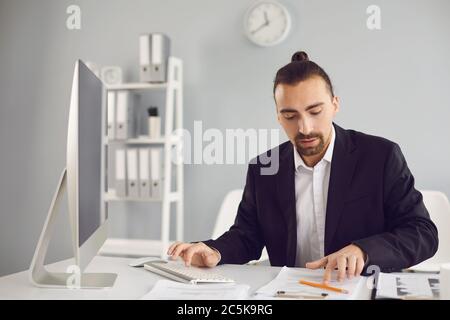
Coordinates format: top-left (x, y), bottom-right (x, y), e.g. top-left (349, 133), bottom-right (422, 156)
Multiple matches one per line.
top-left (0, 256), bottom-right (373, 300)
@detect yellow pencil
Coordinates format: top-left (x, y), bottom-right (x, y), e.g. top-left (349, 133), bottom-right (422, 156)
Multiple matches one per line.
top-left (299, 279), bottom-right (349, 294)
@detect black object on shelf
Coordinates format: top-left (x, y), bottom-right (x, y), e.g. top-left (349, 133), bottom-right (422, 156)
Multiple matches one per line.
top-left (147, 106), bottom-right (159, 117)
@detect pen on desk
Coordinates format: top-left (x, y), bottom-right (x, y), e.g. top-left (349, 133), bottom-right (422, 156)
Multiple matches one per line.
top-left (401, 295), bottom-right (434, 300)
top-left (276, 290), bottom-right (328, 299)
top-left (299, 279), bottom-right (349, 294)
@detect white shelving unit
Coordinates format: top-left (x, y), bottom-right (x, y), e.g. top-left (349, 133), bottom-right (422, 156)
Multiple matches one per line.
top-left (100, 57), bottom-right (184, 258)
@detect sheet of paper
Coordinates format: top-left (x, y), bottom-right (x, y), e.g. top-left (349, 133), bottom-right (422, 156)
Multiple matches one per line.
top-left (141, 280), bottom-right (250, 300)
top-left (375, 272), bottom-right (440, 299)
top-left (254, 266), bottom-right (366, 300)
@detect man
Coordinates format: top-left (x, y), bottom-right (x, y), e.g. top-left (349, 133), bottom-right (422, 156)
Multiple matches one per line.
top-left (168, 51), bottom-right (438, 284)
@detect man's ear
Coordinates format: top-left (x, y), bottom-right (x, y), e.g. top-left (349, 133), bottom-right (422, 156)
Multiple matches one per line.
top-left (275, 104), bottom-right (282, 124)
top-left (332, 96), bottom-right (340, 114)
top-left (277, 112), bottom-right (282, 124)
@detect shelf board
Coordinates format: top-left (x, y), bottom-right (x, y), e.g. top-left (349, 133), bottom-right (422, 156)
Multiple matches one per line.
top-left (105, 192), bottom-right (180, 202)
top-left (99, 238), bottom-right (175, 257)
top-left (105, 192), bottom-right (162, 202)
top-left (105, 136), bottom-right (180, 145)
top-left (106, 82), bottom-right (167, 90)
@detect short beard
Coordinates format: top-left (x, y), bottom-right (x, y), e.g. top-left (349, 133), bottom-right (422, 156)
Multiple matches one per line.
top-left (295, 132), bottom-right (326, 156)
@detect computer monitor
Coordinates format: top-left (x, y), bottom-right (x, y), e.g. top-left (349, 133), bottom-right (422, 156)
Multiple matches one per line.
top-left (29, 60), bottom-right (117, 288)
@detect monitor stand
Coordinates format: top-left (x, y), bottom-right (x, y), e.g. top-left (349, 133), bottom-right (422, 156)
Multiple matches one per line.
top-left (29, 168), bottom-right (117, 289)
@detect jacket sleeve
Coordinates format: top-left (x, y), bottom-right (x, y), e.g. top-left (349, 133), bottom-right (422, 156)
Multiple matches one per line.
top-left (202, 163), bottom-right (264, 265)
top-left (353, 143), bottom-right (439, 273)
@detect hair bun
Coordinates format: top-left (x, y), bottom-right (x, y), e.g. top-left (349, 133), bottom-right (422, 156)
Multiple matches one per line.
top-left (291, 51), bottom-right (309, 62)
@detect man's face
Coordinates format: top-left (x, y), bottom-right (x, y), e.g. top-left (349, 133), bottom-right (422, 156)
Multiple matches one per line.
top-left (275, 76), bottom-right (340, 157)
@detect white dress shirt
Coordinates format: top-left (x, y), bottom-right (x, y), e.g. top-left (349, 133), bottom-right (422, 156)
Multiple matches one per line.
top-left (294, 126), bottom-right (336, 267)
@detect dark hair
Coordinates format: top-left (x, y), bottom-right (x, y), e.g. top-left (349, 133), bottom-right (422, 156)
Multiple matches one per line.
top-left (273, 51), bottom-right (334, 98)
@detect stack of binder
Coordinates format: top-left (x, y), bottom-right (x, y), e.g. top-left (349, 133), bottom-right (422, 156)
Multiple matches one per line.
top-left (107, 90), bottom-right (136, 140)
top-left (114, 147), bottom-right (163, 199)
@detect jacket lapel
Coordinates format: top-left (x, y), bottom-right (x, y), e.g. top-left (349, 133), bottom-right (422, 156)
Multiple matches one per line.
top-left (276, 142), bottom-right (297, 267)
top-left (324, 124), bottom-right (358, 254)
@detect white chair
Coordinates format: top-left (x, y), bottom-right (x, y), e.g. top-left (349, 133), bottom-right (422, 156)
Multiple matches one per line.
top-left (212, 189), bottom-right (269, 265)
top-left (409, 190), bottom-right (450, 272)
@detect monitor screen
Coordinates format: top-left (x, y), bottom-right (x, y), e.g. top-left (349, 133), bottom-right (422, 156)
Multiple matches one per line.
top-left (77, 61), bottom-right (102, 247)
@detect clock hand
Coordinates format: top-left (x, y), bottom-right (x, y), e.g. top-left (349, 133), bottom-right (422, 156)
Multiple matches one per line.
top-left (250, 20), bottom-right (269, 34)
top-left (264, 11), bottom-right (269, 24)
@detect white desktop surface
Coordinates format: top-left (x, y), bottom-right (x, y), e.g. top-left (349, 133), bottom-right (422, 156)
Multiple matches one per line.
top-left (0, 256), bottom-right (373, 300)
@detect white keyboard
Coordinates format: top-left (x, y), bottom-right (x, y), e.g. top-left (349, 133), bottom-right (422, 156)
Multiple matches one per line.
top-left (144, 261), bottom-right (235, 284)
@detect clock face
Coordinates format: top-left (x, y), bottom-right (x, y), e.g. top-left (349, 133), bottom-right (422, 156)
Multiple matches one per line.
top-left (101, 67), bottom-right (122, 85)
top-left (244, 1), bottom-right (291, 47)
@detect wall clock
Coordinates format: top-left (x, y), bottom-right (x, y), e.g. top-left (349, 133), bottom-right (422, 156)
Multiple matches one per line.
top-left (244, 1), bottom-right (292, 47)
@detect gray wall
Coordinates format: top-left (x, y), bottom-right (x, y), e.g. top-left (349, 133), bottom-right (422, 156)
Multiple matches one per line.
top-left (1, 0), bottom-right (449, 277)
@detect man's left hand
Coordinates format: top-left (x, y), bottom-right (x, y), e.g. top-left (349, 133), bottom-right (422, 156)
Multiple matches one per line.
top-left (306, 244), bottom-right (367, 284)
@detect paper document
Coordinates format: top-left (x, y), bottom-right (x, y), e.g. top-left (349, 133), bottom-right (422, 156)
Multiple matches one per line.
top-left (255, 267), bottom-right (367, 300)
top-left (141, 280), bottom-right (250, 300)
top-left (375, 272), bottom-right (439, 300)
top-left (405, 262), bottom-right (441, 273)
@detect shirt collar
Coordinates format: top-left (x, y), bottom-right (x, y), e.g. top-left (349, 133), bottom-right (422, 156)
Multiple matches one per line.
top-left (294, 125), bottom-right (336, 172)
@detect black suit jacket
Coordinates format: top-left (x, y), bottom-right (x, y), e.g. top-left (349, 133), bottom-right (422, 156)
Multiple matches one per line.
top-left (203, 123), bottom-right (438, 273)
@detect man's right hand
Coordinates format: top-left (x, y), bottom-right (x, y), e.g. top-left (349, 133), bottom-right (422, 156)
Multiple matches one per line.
top-left (167, 242), bottom-right (221, 268)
